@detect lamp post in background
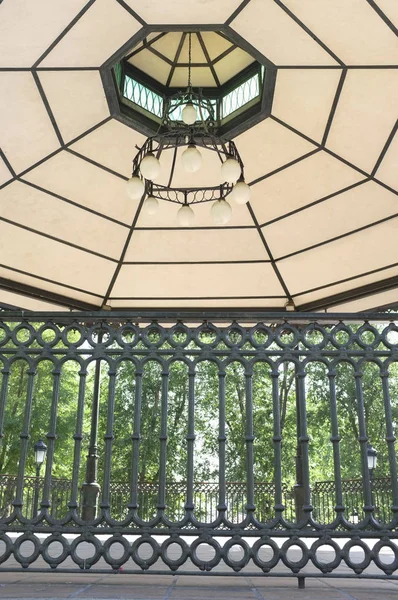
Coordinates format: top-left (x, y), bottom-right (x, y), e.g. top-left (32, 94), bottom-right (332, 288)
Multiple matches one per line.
top-left (33, 440), bottom-right (47, 518)
top-left (367, 443), bottom-right (378, 510)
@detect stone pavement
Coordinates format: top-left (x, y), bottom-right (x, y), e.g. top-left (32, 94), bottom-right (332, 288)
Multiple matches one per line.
top-left (0, 573), bottom-right (396, 600)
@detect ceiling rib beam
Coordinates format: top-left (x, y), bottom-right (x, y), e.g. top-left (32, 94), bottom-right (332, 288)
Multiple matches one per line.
top-left (197, 32), bottom-right (221, 87)
top-left (125, 32), bottom-right (167, 60)
top-left (293, 261), bottom-right (398, 299)
top-left (365, 0), bottom-right (398, 37)
top-left (32, 0), bottom-right (96, 68)
top-left (259, 179), bottom-right (369, 228)
top-left (20, 180), bottom-right (129, 228)
top-left (272, 0), bottom-right (345, 66)
top-left (321, 68), bottom-right (346, 146)
top-left (101, 195), bottom-right (146, 307)
top-left (0, 277), bottom-right (99, 311)
top-left (0, 262), bottom-right (103, 299)
top-left (166, 33), bottom-right (186, 88)
top-left (0, 215), bottom-right (119, 263)
top-left (31, 70), bottom-right (64, 145)
top-left (225, 0), bottom-right (252, 25)
top-left (274, 210), bottom-right (398, 262)
top-left (371, 119), bottom-right (398, 177)
top-left (246, 204), bottom-right (293, 302)
top-left (298, 275), bottom-right (398, 312)
top-left (115, 0), bottom-right (147, 25)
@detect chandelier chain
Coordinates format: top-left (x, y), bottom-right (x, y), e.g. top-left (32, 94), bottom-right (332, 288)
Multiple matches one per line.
top-left (188, 32), bottom-right (192, 90)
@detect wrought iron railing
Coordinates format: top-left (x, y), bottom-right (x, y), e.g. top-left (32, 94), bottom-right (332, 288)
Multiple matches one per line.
top-left (0, 311), bottom-right (397, 579)
top-left (0, 475), bottom-right (392, 525)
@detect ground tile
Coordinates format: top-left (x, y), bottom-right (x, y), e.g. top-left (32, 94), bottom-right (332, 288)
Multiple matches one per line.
top-left (0, 583), bottom-right (84, 597)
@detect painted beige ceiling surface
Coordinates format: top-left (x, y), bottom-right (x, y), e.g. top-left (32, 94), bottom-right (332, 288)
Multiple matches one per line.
top-left (0, 0), bottom-right (397, 313)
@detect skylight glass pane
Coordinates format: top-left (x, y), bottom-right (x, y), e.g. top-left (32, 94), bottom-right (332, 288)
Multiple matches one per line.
top-left (123, 74), bottom-right (164, 118)
top-left (222, 73), bottom-right (260, 119)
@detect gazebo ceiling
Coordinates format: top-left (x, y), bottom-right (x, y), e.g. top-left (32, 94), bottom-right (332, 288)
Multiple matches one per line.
top-left (0, 0), bottom-right (397, 313)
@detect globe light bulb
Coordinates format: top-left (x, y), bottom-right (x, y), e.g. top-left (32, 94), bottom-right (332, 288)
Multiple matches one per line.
top-left (211, 199), bottom-right (232, 225)
top-left (181, 102), bottom-right (197, 125)
top-left (126, 175), bottom-right (145, 200)
top-left (177, 204), bottom-right (195, 226)
top-left (229, 180), bottom-right (251, 204)
top-left (220, 157), bottom-right (241, 184)
top-left (140, 152), bottom-right (161, 181)
top-left (181, 145), bottom-right (202, 173)
top-left (143, 195), bottom-right (159, 216)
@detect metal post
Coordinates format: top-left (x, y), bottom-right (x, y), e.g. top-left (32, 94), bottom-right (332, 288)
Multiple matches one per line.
top-left (81, 336), bottom-right (102, 521)
top-left (33, 463), bottom-right (41, 518)
top-left (369, 466), bottom-right (374, 509)
top-left (293, 373), bottom-right (304, 522)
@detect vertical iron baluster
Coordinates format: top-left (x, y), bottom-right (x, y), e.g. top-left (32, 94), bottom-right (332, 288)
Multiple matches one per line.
top-left (100, 366), bottom-right (116, 512)
top-left (380, 367), bottom-right (398, 514)
top-left (14, 366), bottom-right (35, 512)
top-left (296, 367), bottom-right (312, 521)
top-left (157, 368), bottom-right (169, 516)
top-left (0, 366), bottom-right (10, 455)
top-left (271, 367), bottom-right (283, 519)
top-left (217, 368), bottom-right (227, 516)
top-left (354, 369), bottom-right (373, 512)
top-left (69, 367), bottom-right (87, 512)
top-left (81, 355), bottom-right (102, 521)
top-left (41, 367), bottom-right (61, 512)
top-left (245, 367), bottom-right (255, 516)
top-left (328, 368), bottom-right (344, 519)
top-left (129, 366), bottom-right (143, 511)
top-left (185, 367), bottom-right (196, 515)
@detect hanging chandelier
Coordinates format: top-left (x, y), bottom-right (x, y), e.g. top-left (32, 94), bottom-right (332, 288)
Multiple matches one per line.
top-left (126, 33), bottom-right (251, 226)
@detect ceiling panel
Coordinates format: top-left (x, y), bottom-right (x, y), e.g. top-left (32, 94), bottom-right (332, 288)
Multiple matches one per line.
top-left (278, 218), bottom-right (398, 295)
top-left (249, 151), bottom-right (365, 225)
top-left (0, 290), bottom-right (69, 312)
top-left (326, 69), bottom-right (398, 173)
top-left (22, 151), bottom-right (139, 224)
top-left (263, 181), bottom-right (398, 259)
top-left (170, 67), bottom-right (216, 88)
top-left (201, 32), bottom-right (233, 61)
top-left (111, 263), bottom-right (285, 298)
top-left (293, 265), bottom-right (398, 306)
top-left (376, 128), bottom-right (398, 191)
top-left (40, 0), bottom-right (141, 67)
top-left (231, 0), bottom-right (338, 66)
top-left (215, 48), bottom-right (255, 85)
top-left (109, 298), bottom-right (285, 308)
top-left (0, 221), bottom-right (115, 295)
top-left (38, 71), bottom-right (109, 143)
top-left (124, 228), bottom-right (269, 262)
top-left (329, 289), bottom-right (398, 313)
top-left (122, 0), bottom-right (244, 25)
top-left (0, 0), bottom-right (87, 67)
top-left (272, 68), bottom-right (342, 142)
top-left (0, 181), bottom-right (129, 260)
top-left (283, 0), bottom-right (398, 65)
top-left (0, 72), bottom-right (60, 173)
top-left (71, 119), bottom-right (146, 176)
top-left (151, 33), bottom-right (182, 61)
top-left (235, 118), bottom-right (316, 183)
top-left (128, 49), bottom-right (169, 85)
top-left (0, 266), bottom-right (102, 307)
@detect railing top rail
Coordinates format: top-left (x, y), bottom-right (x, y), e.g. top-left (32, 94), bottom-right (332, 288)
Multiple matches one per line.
top-left (0, 309), bottom-right (398, 324)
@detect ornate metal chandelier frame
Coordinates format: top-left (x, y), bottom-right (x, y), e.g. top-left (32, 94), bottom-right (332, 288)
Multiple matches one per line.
top-left (131, 125), bottom-right (244, 206)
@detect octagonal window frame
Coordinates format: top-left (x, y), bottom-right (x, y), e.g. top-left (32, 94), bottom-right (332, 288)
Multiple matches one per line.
top-left (100, 25), bottom-right (277, 139)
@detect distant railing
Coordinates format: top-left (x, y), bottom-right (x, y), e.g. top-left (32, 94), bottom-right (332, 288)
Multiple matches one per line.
top-left (0, 475), bottom-right (392, 524)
